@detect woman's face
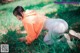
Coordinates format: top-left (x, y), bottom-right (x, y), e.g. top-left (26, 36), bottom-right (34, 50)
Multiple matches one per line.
top-left (16, 15), bottom-right (23, 20)
top-left (15, 12), bottom-right (24, 21)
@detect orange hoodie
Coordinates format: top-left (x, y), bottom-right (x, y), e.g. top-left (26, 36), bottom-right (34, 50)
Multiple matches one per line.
top-left (22, 10), bottom-right (47, 44)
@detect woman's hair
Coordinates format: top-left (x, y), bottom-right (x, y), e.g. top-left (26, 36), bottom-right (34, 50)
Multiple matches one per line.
top-left (13, 6), bottom-right (25, 17)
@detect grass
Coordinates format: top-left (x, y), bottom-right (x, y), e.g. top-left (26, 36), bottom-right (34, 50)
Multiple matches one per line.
top-left (0, 0), bottom-right (80, 53)
top-left (0, 30), bottom-right (71, 53)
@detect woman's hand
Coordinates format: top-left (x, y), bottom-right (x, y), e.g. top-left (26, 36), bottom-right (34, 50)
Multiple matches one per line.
top-left (19, 37), bottom-right (26, 42)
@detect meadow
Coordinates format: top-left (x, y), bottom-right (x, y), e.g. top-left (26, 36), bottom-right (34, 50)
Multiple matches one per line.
top-left (0, 0), bottom-right (80, 53)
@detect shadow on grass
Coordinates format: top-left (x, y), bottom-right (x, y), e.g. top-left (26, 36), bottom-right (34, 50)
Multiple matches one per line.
top-left (46, 12), bottom-right (56, 18)
top-left (58, 7), bottom-right (80, 26)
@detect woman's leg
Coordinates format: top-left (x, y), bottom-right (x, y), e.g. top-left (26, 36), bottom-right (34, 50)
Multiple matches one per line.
top-left (43, 30), bottom-right (53, 45)
top-left (43, 30), bottom-right (59, 45)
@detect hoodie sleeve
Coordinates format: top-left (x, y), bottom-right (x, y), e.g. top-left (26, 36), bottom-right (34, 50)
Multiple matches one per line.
top-left (22, 10), bottom-right (47, 44)
top-left (23, 22), bottom-right (37, 44)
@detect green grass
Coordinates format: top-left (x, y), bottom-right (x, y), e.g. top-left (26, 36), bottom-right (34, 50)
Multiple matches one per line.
top-left (0, 0), bottom-right (80, 53)
top-left (0, 30), bottom-right (71, 53)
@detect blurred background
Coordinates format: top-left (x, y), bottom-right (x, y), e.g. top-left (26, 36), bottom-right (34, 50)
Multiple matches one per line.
top-left (0, 0), bottom-right (80, 53)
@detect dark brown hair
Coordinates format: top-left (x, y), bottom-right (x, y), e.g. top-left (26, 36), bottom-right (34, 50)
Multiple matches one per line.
top-left (13, 6), bottom-right (25, 17)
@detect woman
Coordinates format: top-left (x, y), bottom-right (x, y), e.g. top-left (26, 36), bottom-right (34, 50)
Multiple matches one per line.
top-left (13, 6), bottom-right (68, 45)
